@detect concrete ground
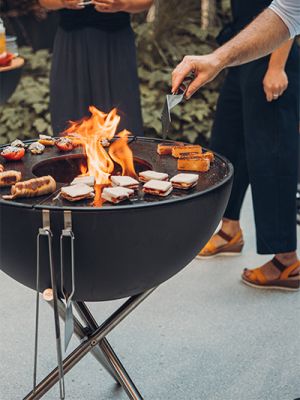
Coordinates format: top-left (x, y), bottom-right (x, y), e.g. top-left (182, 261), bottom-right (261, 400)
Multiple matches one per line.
top-left (1, 190), bottom-right (300, 400)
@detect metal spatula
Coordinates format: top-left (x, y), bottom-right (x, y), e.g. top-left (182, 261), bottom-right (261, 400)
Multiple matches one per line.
top-left (161, 77), bottom-right (193, 140)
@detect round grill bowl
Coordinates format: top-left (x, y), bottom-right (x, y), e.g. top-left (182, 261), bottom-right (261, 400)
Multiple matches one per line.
top-left (0, 138), bottom-right (233, 301)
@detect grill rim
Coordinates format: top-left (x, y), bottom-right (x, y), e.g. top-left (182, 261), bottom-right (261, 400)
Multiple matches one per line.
top-left (0, 137), bottom-right (233, 212)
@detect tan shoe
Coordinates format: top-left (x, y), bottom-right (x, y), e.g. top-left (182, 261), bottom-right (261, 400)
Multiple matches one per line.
top-left (197, 230), bottom-right (244, 259)
top-left (242, 257), bottom-right (300, 291)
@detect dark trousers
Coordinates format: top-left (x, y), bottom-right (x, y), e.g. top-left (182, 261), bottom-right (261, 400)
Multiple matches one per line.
top-left (210, 45), bottom-right (299, 254)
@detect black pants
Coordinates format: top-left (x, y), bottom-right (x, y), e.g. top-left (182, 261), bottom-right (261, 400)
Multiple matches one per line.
top-left (210, 45), bottom-right (299, 254)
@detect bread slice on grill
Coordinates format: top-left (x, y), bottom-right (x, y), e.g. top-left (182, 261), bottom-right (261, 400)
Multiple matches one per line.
top-left (171, 145), bottom-right (202, 158)
top-left (143, 179), bottom-right (173, 197)
top-left (139, 170), bottom-right (169, 182)
top-left (111, 175), bottom-right (139, 190)
top-left (61, 183), bottom-right (94, 202)
top-left (202, 151), bottom-right (215, 162)
top-left (177, 157), bottom-right (210, 172)
top-left (157, 142), bottom-right (181, 155)
top-left (101, 186), bottom-right (134, 204)
top-left (71, 175), bottom-right (95, 187)
top-left (170, 173), bottom-right (199, 190)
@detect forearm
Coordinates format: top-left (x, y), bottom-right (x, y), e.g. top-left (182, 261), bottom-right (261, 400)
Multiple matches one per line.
top-left (214, 9), bottom-right (290, 70)
top-left (39, 0), bottom-right (64, 10)
top-left (122, 0), bottom-right (153, 13)
top-left (268, 39), bottom-right (294, 70)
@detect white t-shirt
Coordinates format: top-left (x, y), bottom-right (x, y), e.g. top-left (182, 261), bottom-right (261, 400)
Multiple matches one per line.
top-left (269, 0), bottom-right (300, 37)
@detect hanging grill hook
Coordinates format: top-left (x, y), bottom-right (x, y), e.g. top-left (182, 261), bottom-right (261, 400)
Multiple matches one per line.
top-left (60, 210), bottom-right (76, 352)
top-left (33, 209), bottom-right (65, 400)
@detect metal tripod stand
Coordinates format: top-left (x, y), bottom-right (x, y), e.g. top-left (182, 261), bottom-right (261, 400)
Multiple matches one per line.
top-left (25, 209), bottom-right (156, 399)
top-left (24, 289), bottom-right (155, 400)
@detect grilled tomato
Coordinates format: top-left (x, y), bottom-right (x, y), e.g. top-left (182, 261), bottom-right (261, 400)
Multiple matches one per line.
top-left (1, 146), bottom-right (25, 161)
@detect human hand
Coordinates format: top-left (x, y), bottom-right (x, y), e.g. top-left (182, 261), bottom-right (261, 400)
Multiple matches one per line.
top-left (92, 0), bottom-right (125, 12)
top-left (172, 54), bottom-right (223, 99)
top-left (61, 0), bottom-right (84, 9)
top-left (263, 68), bottom-right (288, 102)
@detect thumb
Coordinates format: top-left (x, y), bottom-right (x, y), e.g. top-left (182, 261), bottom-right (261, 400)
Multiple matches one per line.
top-left (263, 84), bottom-right (273, 102)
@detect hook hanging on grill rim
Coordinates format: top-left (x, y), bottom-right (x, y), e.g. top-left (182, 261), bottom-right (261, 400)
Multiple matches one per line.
top-left (60, 210), bottom-right (76, 352)
top-left (33, 209), bottom-right (65, 400)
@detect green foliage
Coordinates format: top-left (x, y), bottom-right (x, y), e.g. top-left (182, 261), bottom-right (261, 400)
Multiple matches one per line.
top-left (133, 2), bottom-right (226, 144)
top-left (0, 1), bottom-right (230, 145)
top-left (0, 47), bottom-right (52, 144)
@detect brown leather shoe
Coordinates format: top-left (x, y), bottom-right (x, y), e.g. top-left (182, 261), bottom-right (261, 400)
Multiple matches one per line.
top-left (197, 230), bottom-right (244, 259)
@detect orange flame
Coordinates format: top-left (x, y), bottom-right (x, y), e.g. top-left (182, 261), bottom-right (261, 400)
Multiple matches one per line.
top-left (79, 163), bottom-right (88, 176)
top-left (109, 130), bottom-right (137, 178)
top-left (64, 106), bottom-right (132, 184)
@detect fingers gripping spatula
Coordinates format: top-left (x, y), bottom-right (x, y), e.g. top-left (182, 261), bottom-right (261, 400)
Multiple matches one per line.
top-left (161, 77), bottom-right (193, 140)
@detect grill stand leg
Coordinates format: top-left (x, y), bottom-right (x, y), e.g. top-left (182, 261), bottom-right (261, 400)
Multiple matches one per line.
top-left (55, 299), bottom-right (121, 385)
top-left (23, 288), bottom-right (155, 400)
top-left (74, 301), bottom-right (143, 400)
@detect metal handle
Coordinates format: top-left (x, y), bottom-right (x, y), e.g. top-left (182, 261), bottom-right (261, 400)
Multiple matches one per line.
top-left (176, 75), bottom-right (194, 96)
top-left (33, 210), bottom-right (65, 399)
top-left (60, 211), bottom-right (76, 303)
top-left (60, 211), bottom-right (76, 352)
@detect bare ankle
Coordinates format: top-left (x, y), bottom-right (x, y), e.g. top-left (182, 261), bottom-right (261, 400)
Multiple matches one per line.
top-left (276, 252), bottom-right (298, 266)
top-left (221, 219), bottom-right (241, 236)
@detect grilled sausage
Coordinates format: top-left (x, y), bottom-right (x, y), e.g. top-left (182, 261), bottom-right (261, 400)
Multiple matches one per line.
top-left (0, 171), bottom-right (22, 187)
top-left (2, 175), bottom-right (56, 200)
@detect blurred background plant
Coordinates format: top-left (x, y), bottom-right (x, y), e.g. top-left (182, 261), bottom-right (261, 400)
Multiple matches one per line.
top-left (134, 0), bottom-right (231, 144)
top-left (0, 0), bottom-right (232, 145)
top-left (0, 47), bottom-right (51, 144)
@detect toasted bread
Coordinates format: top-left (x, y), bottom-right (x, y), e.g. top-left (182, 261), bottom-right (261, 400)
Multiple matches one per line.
top-left (157, 143), bottom-right (181, 155)
top-left (177, 157), bottom-right (210, 172)
top-left (171, 145), bottom-right (202, 158)
top-left (202, 151), bottom-right (215, 162)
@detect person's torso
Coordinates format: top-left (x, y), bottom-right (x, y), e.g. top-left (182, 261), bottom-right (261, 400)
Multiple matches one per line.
top-left (59, 6), bottom-right (130, 32)
top-left (231, 0), bottom-right (272, 32)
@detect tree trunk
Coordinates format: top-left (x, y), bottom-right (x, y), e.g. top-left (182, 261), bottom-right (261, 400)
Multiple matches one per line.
top-left (201, 0), bottom-right (217, 29)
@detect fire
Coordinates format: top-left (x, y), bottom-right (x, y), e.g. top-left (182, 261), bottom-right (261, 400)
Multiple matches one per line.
top-left (79, 163), bottom-right (88, 176)
top-left (64, 106), bottom-right (137, 185)
top-left (109, 130), bottom-right (137, 178)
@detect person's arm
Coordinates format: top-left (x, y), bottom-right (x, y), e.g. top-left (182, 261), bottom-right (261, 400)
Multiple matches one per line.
top-left (172, 8), bottom-right (291, 99)
top-left (39, 0), bottom-right (83, 10)
top-left (263, 39), bottom-right (294, 102)
top-left (92, 0), bottom-right (153, 14)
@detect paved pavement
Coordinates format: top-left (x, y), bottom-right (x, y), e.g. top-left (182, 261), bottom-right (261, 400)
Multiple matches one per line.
top-left (1, 190), bottom-right (299, 400)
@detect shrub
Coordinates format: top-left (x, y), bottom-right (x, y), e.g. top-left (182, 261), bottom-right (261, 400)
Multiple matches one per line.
top-left (0, 47), bottom-right (51, 144)
top-left (0, 2), bottom-right (230, 145)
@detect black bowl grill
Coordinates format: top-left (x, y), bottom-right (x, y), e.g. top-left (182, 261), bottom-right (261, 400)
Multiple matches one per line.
top-left (0, 137), bottom-right (233, 400)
